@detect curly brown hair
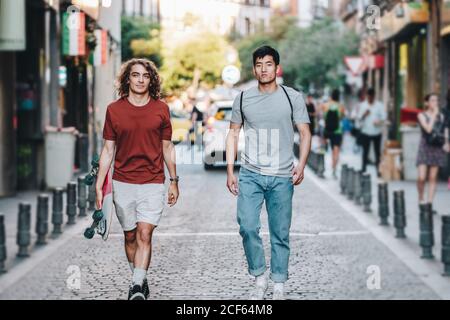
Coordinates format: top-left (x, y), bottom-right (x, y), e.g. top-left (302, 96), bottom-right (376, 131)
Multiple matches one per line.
top-left (116, 58), bottom-right (161, 100)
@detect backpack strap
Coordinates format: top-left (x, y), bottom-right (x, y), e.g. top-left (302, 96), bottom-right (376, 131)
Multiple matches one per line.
top-left (239, 91), bottom-right (244, 126)
top-left (280, 85), bottom-right (294, 123)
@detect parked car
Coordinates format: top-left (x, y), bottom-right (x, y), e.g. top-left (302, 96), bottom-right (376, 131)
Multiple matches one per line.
top-left (203, 100), bottom-right (245, 170)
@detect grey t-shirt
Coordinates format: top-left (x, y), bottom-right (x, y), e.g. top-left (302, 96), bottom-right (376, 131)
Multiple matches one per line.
top-left (231, 85), bottom-right (310, 177)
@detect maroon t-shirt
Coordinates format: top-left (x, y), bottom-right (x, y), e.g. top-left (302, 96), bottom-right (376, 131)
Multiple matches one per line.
top-left (103, 97), bottom-right (172, 184)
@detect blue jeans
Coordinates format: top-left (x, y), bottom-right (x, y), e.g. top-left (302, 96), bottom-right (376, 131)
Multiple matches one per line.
top-left (237, 167), bottom-right (294, 283)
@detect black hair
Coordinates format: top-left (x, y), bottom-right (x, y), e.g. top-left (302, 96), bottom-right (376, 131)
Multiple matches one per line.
top-left (367, 88), bottom-right (375, 98)
top-left (357, 88), bottom-right (365, 100)
top-left (331, 89), bottom-right (340, 102)
top-left (253, 46), bottom-right (280, 66)
top-left (424, 92), bottom-right (438, 102)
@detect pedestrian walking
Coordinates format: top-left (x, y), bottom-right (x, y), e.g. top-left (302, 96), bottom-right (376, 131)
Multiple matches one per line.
top-left (357, 88), bottom-right (386, 176)
top-left (96, 58), bottom-right (179, 300)
top-left (322, 89), bottom-right (346, 179)
top-left (350, 88), bottom-right (366, 153)
top-left (416, 93), bottom-right (450, 212)
top-left (188, 96), bottom-right (204, 148)
top-left (306, 94), bottom-right (316, 136)
top-left (225, 46), bottom-right (311, 300)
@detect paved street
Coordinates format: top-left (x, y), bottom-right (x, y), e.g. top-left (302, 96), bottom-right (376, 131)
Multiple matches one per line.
top-left (0, 145), bottom-right (445, 300)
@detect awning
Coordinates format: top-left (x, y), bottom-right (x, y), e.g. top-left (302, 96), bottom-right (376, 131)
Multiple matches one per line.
top-left (380, 2), bottom-right (429, 41)
top-left (441, 0), bottom-right (450, 36)
top-left (365, 54), bottom-right (384, 70)
top-left (0, 0), bottom-right (26, 51)
top-left (44, 0), bottom-right (59, 11)
top-left (72, 0), bottom-right (100, 20)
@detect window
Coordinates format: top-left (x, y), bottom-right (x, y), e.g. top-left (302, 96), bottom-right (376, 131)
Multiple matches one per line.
top-left (245, 17), bottom-right (251, 35)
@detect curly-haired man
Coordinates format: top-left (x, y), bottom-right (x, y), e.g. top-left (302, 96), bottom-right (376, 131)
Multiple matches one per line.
top-left (95, 58), bottom-right (179, 300)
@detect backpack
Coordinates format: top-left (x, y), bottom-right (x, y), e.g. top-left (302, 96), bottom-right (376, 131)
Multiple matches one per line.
top-left (240, 85), bottom-right (294, 127)
top-left (325, 104), bottom-right (340, 136)
top-left (424, 113), bottom-right (446, 147)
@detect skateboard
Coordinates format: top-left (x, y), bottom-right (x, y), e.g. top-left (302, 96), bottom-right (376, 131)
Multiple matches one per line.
top-left (83, 156), bottom-right (114, 241)
top-left (84, 155), bottom-right (100, 186)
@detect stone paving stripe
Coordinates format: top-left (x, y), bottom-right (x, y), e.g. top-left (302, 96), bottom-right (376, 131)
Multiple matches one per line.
top-left (106, 230), bottom-right (371, 238)
top-left (0, 216), bottom-right (92, 296)
top-left (304, 165), bottom-right (450, 300)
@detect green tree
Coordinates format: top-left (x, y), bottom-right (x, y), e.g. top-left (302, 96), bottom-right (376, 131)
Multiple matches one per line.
top-left (161, 33), bottom-right (233, 95)
top-left (121, 16), bottom-right (162, 66)
top-left (280, 19), bottom-right (359, 92)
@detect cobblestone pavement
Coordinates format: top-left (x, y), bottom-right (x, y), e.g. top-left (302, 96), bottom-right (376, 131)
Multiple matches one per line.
top-left (0, 147), bottom-right (442, 300)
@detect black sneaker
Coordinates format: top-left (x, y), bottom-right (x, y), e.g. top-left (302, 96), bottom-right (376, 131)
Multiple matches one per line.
top-left (142, 278), bottom-right (149, 300)
top-left (128, 284), bottom-right (145, 300)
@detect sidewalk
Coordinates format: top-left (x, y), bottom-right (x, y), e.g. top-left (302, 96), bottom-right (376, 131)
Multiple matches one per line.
top-left (0, 172), bottom-right (89, 273)
top-left (304, 133), bottom-right (449, 273)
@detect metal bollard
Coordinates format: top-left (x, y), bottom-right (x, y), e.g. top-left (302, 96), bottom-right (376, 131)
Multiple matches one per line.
top-left (393, 190), bottom-right (406, 238)
top-left (17, 203), bottom-right (31, 257)
top-left (88, 182), bottom-right (96, 211)
top-left (353, 170), bottom-right (362, 205)
top-left (0, 214), bottom-right (6, 273)
top-left (311, 152), bottom-right (316, 172)
top-left (309, 152), bottom-right (315, 172)
top-left (346, 168), bottom-right (355, 200)
top-left (78, 176), bottom-right (87, 217)
top-left (66, 182), bottom-right (77, 225)
top-left (314, 152), bottom-right (319, 173)
top-left (361, 173), bottom-right (372, 213)
top-left (340, 164), bottom-right (348, 195)
top-left (441, 215), bottom-right (450, 276)
top-left (36, 195), bottom-right (49, 245)
top-left (378, 182), bottom-right (389, 226)
top-left (419, 203), bottom-right (434, 259)
top-left (78, 133), bottom-right (89, 173)
top-left (317, 152), bottom-right (325, 178)
top-left (52, 188), bottom-right (64, 236)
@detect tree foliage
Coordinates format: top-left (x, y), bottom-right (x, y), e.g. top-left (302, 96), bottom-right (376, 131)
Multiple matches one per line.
top-left (161, 33), bottom-right (232, 95)
top-left (280, 18), bottom-right (359, 92)
top-left (121, 16), bottom-right (162, 66)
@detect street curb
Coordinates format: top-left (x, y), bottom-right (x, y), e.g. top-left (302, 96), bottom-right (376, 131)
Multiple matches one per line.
top-left (304, 165), bottom-right (450, 300)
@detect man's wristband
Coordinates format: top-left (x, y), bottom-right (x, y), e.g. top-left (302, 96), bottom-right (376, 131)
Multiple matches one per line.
top-left (170, 176), bottom-right (180, 183)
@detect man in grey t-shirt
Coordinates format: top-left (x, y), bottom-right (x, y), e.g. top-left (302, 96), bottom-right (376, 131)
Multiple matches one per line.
top-left (226, 46), bottom-right (311, 300)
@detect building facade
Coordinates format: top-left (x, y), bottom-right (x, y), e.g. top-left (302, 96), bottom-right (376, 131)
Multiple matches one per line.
top-left (0, 0), bottom-right (121, 196)
top-left (122, 0), bottom-right (272, 39)
top-left (338, 0), bottom-right (450, 180)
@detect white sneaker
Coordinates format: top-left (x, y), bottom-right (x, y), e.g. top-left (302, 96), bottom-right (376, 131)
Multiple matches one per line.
top-left (249, 276), bottom-right (268, 300)
top-left (272, 283), bottom-right (285, 300)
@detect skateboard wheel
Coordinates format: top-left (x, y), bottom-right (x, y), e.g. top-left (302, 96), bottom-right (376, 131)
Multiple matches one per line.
top-left (84, 228), bottom-right (95, 239)
top-left (92, 210), bottom-right (104, 221)
top-left (91, 155), bottom-right (100, 167)
top-left (85, 175), bottom-right (94, 186)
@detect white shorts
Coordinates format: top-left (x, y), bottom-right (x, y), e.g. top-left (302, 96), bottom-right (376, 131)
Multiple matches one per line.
top-left (112, 180), bottom-right (165, 231)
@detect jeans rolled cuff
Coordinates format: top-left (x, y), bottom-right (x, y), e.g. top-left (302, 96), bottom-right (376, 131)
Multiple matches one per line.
top-left (249, 265), bottom-right (267, 278)
top-left (270, 273), bottom-right (288, 283)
